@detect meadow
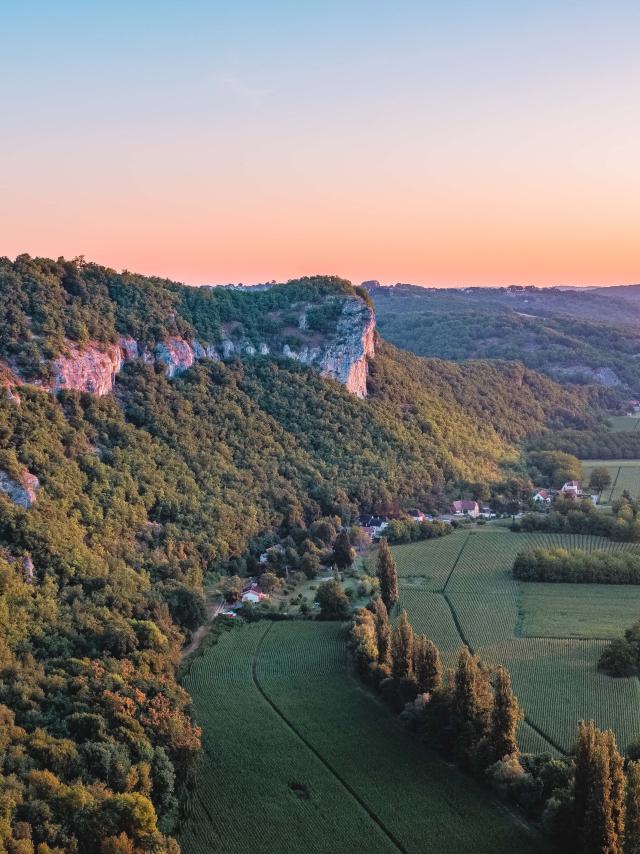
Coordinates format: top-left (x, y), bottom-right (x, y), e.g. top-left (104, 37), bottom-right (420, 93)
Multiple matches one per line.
top-left (180, 621), bottom-right (541, 854)
top-left (395, 529), bottom-right (640, 755)
top-left (608, 415), bottom-right (640, 432)
top-left (581, 459), bottom-right (640, 503)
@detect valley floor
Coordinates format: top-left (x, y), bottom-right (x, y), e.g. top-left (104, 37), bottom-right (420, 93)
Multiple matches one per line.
top-left (179, 622), bottom-right (541, 854)
top-left (395, 529), bottom-right (640, 755)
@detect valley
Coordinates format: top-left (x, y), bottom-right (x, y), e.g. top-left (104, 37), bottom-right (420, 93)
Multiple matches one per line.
top-left (180, 622), bottom-right (541, 854)
top-left (393, 529), bottom-right (640, 756)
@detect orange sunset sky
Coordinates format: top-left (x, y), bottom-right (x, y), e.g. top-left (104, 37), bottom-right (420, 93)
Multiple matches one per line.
top-left (2, 1), bottom-right (639, 287)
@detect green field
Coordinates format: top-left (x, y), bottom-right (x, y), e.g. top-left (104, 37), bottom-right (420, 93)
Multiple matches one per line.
top-left (395, 530), bottom-right (640, 755)
top-left (607, 415), bottom-right (640, 432)
top-left (581, 459), bottom-right (640, 503)
top-left (180, 622), bottom-right (541, 854)
top-left (520, 584), bottom-right (640, 639)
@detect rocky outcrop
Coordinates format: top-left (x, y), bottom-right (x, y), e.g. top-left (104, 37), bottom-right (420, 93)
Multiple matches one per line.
top-left (1, 294), bottom-right (376, 398)
top-left (48, 341), bottom-right (124, 396)
top-left (155, 337), bottom-right (196, 378)
top-left (549, 365), bottom-right (622, 387)
top-left (318, 299), bottom-right (375, 397)
top-left (0, 469), bottom-right (39, 508)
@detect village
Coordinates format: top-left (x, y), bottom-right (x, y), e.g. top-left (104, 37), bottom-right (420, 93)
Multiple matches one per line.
top-left (214, 482), bottom-right (598, 619)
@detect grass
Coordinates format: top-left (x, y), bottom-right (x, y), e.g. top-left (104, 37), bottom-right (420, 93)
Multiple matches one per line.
top-left (607, 415), bottom-right (640, 432)
top-left (581, 459), bottom-right (640, 503)
top-left (395, 531), bottom-right (640, 755)
top-left (519, 583), bottom-right (640, 639)
top-left (180, 621), bottom-right (542, 854)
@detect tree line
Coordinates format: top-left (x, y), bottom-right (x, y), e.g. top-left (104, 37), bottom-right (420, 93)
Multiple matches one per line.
top-left (349, 540), bottom-right (640, 852)
top-left (513, 496), bottom-right (640, 543)
top-left (513, 547), bottom-right (640, 585)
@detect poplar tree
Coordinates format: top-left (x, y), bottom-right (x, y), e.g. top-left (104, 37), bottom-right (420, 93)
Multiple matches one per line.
top-left (489, 666), bottom-right (522, 761)
top-left (452, 647), bottom-right (492, 764)
top-left (625, 761), bottom-right (640, 854)
top-left (575, 720), bottom-right (598, 833)
top-left (576, 723), bottom-right (625, 854)
top-left (413, 634), bottom-right (442, 694)
top-left (332, 530), bottom-right (354, 570)
top-left (391, 610), bottom-right (414, 680)
top-left (376, 538), bottom-right (399, 612)
top-left (607, 731), bottom-right (626, 852)
top-left (371, 597), bottom-right (392, 667)
top-left (584, 740), bottom-right (616, 854)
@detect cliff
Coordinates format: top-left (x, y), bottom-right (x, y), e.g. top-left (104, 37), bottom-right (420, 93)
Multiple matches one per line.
top-left (2, 290), bottom-right (376, 399)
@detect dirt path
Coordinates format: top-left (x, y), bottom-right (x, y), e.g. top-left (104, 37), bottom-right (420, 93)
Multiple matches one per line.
top-left (181, 598), bottom-right (223, 659)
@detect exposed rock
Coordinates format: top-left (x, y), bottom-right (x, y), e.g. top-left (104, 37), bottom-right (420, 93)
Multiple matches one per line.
top-left (0, 469), bottom-right (39, 508)
top-left (317, 299), bottom-right (375, 397)
top-left (155, 337), bottom-right (196, 378)
top-left (23, 555), bottom-right (34, 583)
top-left (0, 293), bottom-right (376, 398)
top-left (550, 365), bottom-right (622, 387)
top-left (49, 341), bottom-right (124, 396)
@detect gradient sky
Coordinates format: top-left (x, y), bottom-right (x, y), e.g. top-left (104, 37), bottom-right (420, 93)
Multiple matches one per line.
top-left (1, 1), bottom-right (639, 287)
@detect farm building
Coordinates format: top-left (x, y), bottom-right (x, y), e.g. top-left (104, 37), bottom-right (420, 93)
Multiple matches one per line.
top-left (450, 500), bottom-right (480, 518)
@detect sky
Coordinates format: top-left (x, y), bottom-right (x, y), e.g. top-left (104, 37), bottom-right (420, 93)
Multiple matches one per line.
top-left (1, 1), bottom-right (639, 287)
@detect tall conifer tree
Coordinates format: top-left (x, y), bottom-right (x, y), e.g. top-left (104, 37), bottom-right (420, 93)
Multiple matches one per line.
top-left (371, 597), bottom-right (392, 667)
top-left (376, 538), bottom-right (399, 612)
top-left (625, 761), bottom-right (640, 854)
top-left (489, 666), bottom-right (522, 761)
top-left (391, 610), bottom-right (414, 680)
top-left (413, 634), bottom-right (442, 694)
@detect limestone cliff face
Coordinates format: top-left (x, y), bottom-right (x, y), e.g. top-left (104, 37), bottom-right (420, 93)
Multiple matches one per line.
top-left (47, 341), bottom-right (124, 396)
top-left (0, 469), bottom-right (39, 508)
top-left (2, 294), bottom-right (376, 398)
top-left (317, 299), bottom-right (375, 398)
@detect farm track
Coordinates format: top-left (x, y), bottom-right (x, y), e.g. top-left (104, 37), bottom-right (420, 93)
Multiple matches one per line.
top-left (441, 533), bottom-right (471, 592)
top-left (251, 623), bottom-right (408, 854)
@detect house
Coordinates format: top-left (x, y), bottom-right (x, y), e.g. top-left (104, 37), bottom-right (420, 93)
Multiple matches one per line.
top-left (560, 480), bottom-right (583, 501)
top-left (450, 500), bottom-right (480, 518)
top-left (242, 584), bottom-right (267, 604)
top-left (627, 400), bottom-right (640, 414)
top-left (358, 515), bottom-right (389, 538)
top-left (408, 509), bottom-right (426, 522)
top-left (480, 506), bottom-right (495, 518)
top-left (532, 489), bottom-right (552, 504)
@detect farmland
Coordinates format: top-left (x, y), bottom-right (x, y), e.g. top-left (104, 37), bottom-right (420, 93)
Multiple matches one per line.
top-left (608, 415), bottom-right (640, 432)
top-left (581, 459), bottom-right (640, 503)
top-left (395, 529), bottom-right (640, 755)
top-left (180, 621), bottom-right (541, 854)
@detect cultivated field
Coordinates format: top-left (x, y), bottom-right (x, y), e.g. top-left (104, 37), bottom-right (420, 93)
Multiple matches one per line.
top-left (581, 459), bottom-right (640, 503)
top-left (608, 415), bottom-right (640, 432)
top-left (180, 621), bottom-right (541, 854)
top-left (395, 530), bottom-right (640, 755)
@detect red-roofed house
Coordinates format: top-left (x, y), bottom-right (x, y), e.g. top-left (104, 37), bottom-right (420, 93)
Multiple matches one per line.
top-left (532, 489), bottom-right (552, 504)
top-left (450, 500), bottom-right (480, 518)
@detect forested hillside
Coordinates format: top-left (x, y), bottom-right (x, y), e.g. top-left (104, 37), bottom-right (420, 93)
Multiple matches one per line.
top-left (370, 284), bottom-right (640, 391)
top-left (0, 257), bottom-right (596, 852)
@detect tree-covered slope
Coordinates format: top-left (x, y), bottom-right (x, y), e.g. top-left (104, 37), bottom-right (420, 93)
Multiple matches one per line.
top-left (371, 284), bottom-right (640, 391)
top-left (0, 257), bottom-right (596, 852)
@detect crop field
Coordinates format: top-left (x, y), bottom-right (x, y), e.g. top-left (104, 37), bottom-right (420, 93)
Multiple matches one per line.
top-left (396, 530), bottom-right (640, 755)
top-left (582, 459), bottom-right (640, 503)
top-left (520, 584), bottom-right (640, 639)
top-left (181, 621), bottom-right (541, 854)
top-left (608, 415), bottom-right (640, 432)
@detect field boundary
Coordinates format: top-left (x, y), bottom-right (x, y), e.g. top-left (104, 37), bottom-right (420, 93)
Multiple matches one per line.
top-left (441, 592), bottom-right (566, 756)
top-left (441, 533), bottom-right (471, 592)
top-left (251, 623), bottom-right (408, 854)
